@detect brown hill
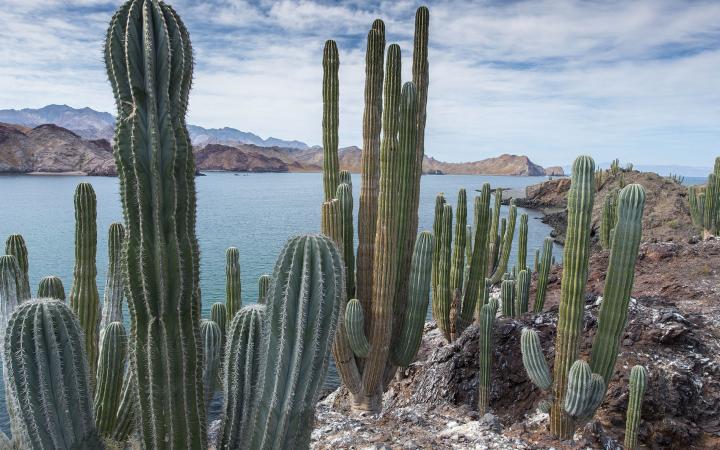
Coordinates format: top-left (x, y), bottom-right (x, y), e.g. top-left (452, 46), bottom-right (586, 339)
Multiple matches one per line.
top-left (423, 154), bottom-right (550, 176)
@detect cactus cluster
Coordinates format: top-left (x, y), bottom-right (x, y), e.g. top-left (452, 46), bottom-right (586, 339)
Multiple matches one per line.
top-left (520, 156), bottom-right (646, 439)
top-left (689, 157), bottom-right (720, 235)
top-left (600, 190), bottom-right (618, 250)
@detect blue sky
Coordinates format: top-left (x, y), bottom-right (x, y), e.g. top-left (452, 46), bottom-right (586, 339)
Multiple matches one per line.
top-left (0, 0), bottom-right (718, 167)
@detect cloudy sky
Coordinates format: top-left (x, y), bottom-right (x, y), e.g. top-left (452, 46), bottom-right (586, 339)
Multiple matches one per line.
top-left (1, 0), bottom-right (718, 167)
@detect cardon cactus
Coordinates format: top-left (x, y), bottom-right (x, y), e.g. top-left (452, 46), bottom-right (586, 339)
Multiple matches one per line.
top-left (500, 279), bottom-right (515, 317)
top-left (226, 247), bottom-right (242, 324)
top-left (489, 202), bottom-right (517, 284)
top-left (110, 368), bottom-right (136, 443)
top-left (600, 191), bottom-right (618, 249)
top-left (220, 304), bottom-right (265, 448)
top-left (337, 182), bottom-right (356, 298)
top-left (37, 275), bottom-right (65, 301)
top-left (69, 182), bottom-right (100, 384)
top-left (339, 169), bottom-right (352, 187)
top-left (704, 173), bottom-right (717, 235)
top-left (449, 189), bottom-right (467, 298)
top-left (533, 237), bottom-right (553, 312)
top-left (211, 302), bottom-right (227, 338)
top-left (94, 321), bottom-right (128, 438)
top-left (4, 299), bottom-right (102, 449)
top-left (257, 274), bottom-right (271, 304)
top-left (459, 183), bottom-right (491, 328)
top-left (345, 298), bottom-right (370, 358)
top-left (431, 193), bottom-right (446, 312)
top-left (515, 269), bottom-right (530, 315)
top-left (477, 300), bottom-right (498, 414)
top-left (322, 39), bottom-right (340, 202)
top-left (322, 6), bottom-right (430, 413)
top-left (4, 235), bottom-right (30, 300)
top-left (105, 0), bottom-right (206, 445)
top-left (100, 222), bottom-right (125, 329)
top-left (624, 365), bottom-right (648, 449)
top-left (520, 328), bottom-right (552, 391)
top-left (200, 319), bottom-right (222, 408)
top-left (487, 188), bottom-right (503, 274)
top-left (434, 204), bottom-right (453, 340)
top-left (518, 213), bottom-right (528, 271)
top-left (563, 360), bottom-right (605, 419)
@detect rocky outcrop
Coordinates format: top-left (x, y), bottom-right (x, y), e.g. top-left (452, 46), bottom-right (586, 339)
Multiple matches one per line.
top-left (544, 166), bottom-right (564, 176)
top-left (423, 153), bottom-right (547, 176)
top-left (0, 123), bottom-right (116, 175)
top-left (194, 144), bottom-right (292, 172)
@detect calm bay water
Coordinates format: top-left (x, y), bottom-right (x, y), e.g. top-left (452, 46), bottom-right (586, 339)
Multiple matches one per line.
top-left (0, 172), bottom-right (560, 432)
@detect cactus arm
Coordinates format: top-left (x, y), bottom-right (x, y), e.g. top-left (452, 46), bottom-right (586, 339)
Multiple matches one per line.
top-left (500, 279), bottom-right (515, 317)
top-left (337, 183), bottom-right (356, 299)
top-left (94, 322), bottom-right (128, 438)
top-left (449, 189), bottom-right (467, 298)
top-left (520, 328), bottom-right (553, 391)
top-left (624, 365), bottom-right (647, 449)
top-left (434, 204), bottom-right (453, 340)
top-left (345, 299), bottom-right (370, 357)
top-left (391, 231), bottom-right (434, 367)
top-left (515, 269), bottom-right (530, 315)
top-left (110, 367), bottom-right (135, 443)
top-left (4, 235), bottom-right (30, 300)
top-left (200, 319), bottom-right (222, 410)
top-left (533, 237), bottom-right (553, 312)
top-left (211, 302), bottom-right (227, 339)
top-left (100, 223), bottom-right (125, 330)
top-left (459, 183), bottom-right (491, 329)
top-left (226, 247), bottom-right (242, 325)
top-left (322, 40), bottom-right (340, 202)
top-left (490, 203), bottom-right (517, 284)
top-left (518, 213), bottom-right (528, 271)
top-left (477, 301), bottom-right (497, 414)
top-left (37, 276), bottom-right (66, 301)
top-left (487, 188), bottom-right (503, 274)
top-left (550, 155), bottom-right (595, 438)
top-left (257, 274), bottom-right (271, 304)
top-left (431, 193), bottom-right (446, 319)
top-left (589, 184), bottom-right (645, 385)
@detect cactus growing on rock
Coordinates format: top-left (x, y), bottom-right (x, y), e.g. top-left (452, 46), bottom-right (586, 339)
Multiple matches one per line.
top-left (4, 235), bottom-right (30, 300)
top-left (515, 269), bottom-right (530, 315)
top-left (94, 321), bottom-right (128, 438)
top-left (37, 275), bottom-right (65, 301)
top-left (226, 247), bottom-right (242, 325)
top-left (5, 299), bottom-right (102, 449)
top-left (533, 237), bottom-right (553, 312)
top-left (500, 279), bottom-right (515, 317)
top-left (624, 365), bottom-right (647, 449)
top-left (477, 299), bottom-right (498, 414)
top-left (257, 274), bottom-right (271, 304)
top-left (69, 182), bottom-right (100, 383)
top-left (100, 222), bottom-right (125, 329)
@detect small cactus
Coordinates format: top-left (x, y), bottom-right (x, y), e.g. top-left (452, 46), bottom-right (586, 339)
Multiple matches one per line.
top-left (4, 235), bottom-right (30, 300)
top-left (200, 319), bottom-right (223, 409)
top-left (257, 274), bottom-right (271, 304)
top-left (624, 365), bottom-right (647, 449)
top-left (487, 188), bottom-right (503, 274)
top-left (434, 204), bottom-right (453, 339)
top-left (563, 360), bottom-right (605, 419)
top-left (600, 191), bottom-right (618, 249)
top-left (477, 300), bottom-right (497, 414)
top-left (449, 189), bottom-right (467, 298)
top-left (533, 238), bottom-right (553, 312)
top-left (345, 298), bottom-right (370, 357)
top-left (94, 321), bottom-right (128, 438)
top-left (515, 269), bottom-right (530, 315)
top-left (100, 222), bottom-right (125, 330)
top-left (500, 279), bottom-right (515, 317)
top-left (518, 213), bottom-right (528, 271)
top-left (37, 275), bottom-right (65, 301)
top-left (226, 247), bottom-right (242, 326)
top-left (521, 328), bottom-right (552, 391)
top-left (339, 169), bottom-right (352, 187)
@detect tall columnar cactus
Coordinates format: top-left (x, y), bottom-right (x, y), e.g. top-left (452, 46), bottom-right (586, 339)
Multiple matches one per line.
top-left (322, 40), bottom-right (340, 202)
top-left (704, 172), bottom-right (718, 235)
top-left (500, 279), bottom-right (515, 317)
top-left (356, 19), bottom-right (385, 328)
top-left (487, 188), bottom-right (503, 274)
top-left (477, 299), bottom-right (498, 414)
top-left (321, 199), bottom-right (343, 246)
top-left (257, 274), bottom-right (271, 304)
top-left (600, 191), bottom-right (618, 249)
top-left (226, 247), bottom-right (242, 325)
top-left (94, 321), bottom-right (128, 438)
top-left (431, 193), bottom-right (446, 311)
top-left (4, 299), bottom-right (102, 448)
top-left (219, 304), bottom-right (265, 449)
top-left (533, 237), bottom-right (553, 312)
top-left (101, 222), bottom-right (125, 329)
top-left (111, 369), bottom-right (136, 443)
top-left (337, 182), bottom-right (356, 298)
top-left (4, 235), bottom-right (30, 300)
top-left (38, 275), bottom-right (66, 301)
top-left (490, 202), bottom-right (517, 284)
top-left (518, 213), bottom-right (528, 271)
top-left (105, 1), bottom-right (206, 446)
top-left (624, 365), bottom-right (647, 449)
top-left (449, 189), bottom-right (467, 297)
top-left (515, 269), bottom-right (530, 315)
top-left (200, 319), bottom-right (222, 409)
top-left (688, 186), bottom-right (702, 228)
top-left (534, 248), bottom-right (540, 272)
top-left (549, 156), bottom-right (595, 438)
top-left (211, 302), bottom-right (227, 338)
top-left (69, 182), bottom-right (100, 383)
top-left (459, 183), bottom-right (491, 327)
top-left (434, 204), bottom-right (453, 340)
top-left (0, 256), bottom-right (23, 357)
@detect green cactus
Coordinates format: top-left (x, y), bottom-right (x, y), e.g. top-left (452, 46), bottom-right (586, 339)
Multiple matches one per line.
top-left (257, 274), bottom-right (271, 304)
top-left (110, 368), bottom-right (136, 443)
top-left (339, 169), bottom-right (352, 187)
top-left (434, 204), bottom-right (453, 340)
top-left (459, 183), bottom-right (491, 327)
top-left (345, 298), bottom-right (370, 358)
top-left (477, 300), bottom-right (497, 414)
top-left (624, 365), bottom-right (647, 449)
top-left (518, 213), bottom-right (528, 271)
top-left (200, 319), bottom-right (222, 409)
top-left (533, 237), bottom-right (553, 312)
top-left (450, 189), bottom-right (467, 298)
top-left (431, 193), bottom-right (446, 312)
top-left (69, 182), bottom-right (100, 384)
top-left (704, 173), bottom-right (718, 235)
top-left (563, 360), bottom-right (605, 419)
top-left (219, 304), bottom-right (265, 449)
top-left (534, 248), bottom-right (540, 272)
top-left (515, 269), bottom-right (530, 315)
top-left (489, 202), bottom-right (517, 284)
top-left (211, 302), bottom-right (227, 338)
top-left (226, 247), bottom-right (242, 326)
top-left (487, 188), bottom-right (503, 274)
top-left (5, 299), bottom-right (102, 449)
top-left (322, 40), bottom-right (340, 202)
top-left (94, 321), bottom-right (128, 438)
top-left (600, 191), bottom-right (618, 249)
top-left (37, 275), bottom-right (65, 301)
top-left (520, 328), bottom-right (552, 390)
top-left (688, 186), bottom-right (702, 228)
top-left (337, 182), bottom-right (356, 298)
top-left (4, 235), bottom-right (30, 300)
top-left (100, 222), bottom-right (125, 329)
top-left (500, 279), bottom-right (515, 317)
top-left (105, 0), bottom-right (206, 445)
top-left (0, 256), bottom-right (23, 327)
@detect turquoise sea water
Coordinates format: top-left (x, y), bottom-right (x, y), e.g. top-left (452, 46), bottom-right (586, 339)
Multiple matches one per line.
top-left (0, 172), bottom-right (560, 433)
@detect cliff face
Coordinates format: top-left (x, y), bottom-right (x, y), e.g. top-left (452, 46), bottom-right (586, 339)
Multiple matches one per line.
top-left (0, 123), bottom-right (116, 175)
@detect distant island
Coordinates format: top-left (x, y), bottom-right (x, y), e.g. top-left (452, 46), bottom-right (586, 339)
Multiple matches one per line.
top-left (0, 105), bottom-right (563, 177)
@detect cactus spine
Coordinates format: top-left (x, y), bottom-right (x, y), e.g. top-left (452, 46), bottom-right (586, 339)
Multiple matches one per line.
top-left (4, 235), bottom-right (30, 300)
top-left (337, 182), bottom-right (356, 298)
top-left (37, 275), bottom-right (65, 301)
top-left (500, 279), bottom-right (515, 317)
top-left (322, 40), bottom-right (340, 202)
top-left (489, 202), bottom-right (517, 284)
top-left (549, 156), bottom-right (595, 438)
top-left (518, 213), bottom-right (528, 271)
top-left (624, 365), bottom-right (647, 449)
top-left (477, 300), bottom-right (497, 414)
top-left (69, 182), bottom-right (100, 383)
top-left (105, 0), bottom-right (206, 445)
top-left (257, 274), bottom-right (271, 304)
top-left (533, 237), bottom-right (553, 312)
top-left (200, 319), bottom-right (222, 409)
top-left (5, 299), bottom-right (102, 448)
top-left (101, 222), bottom-right (125, 329)
top-left (226, 247), bottom-right (242, 325)
top-left (94, 321), bottom-right (128, 439)
top-left (515, 269), bottom-right (530, 315)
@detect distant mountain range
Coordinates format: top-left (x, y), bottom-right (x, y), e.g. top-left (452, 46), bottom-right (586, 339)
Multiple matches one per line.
top-left (0, 104), bottom-right (562, 177)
